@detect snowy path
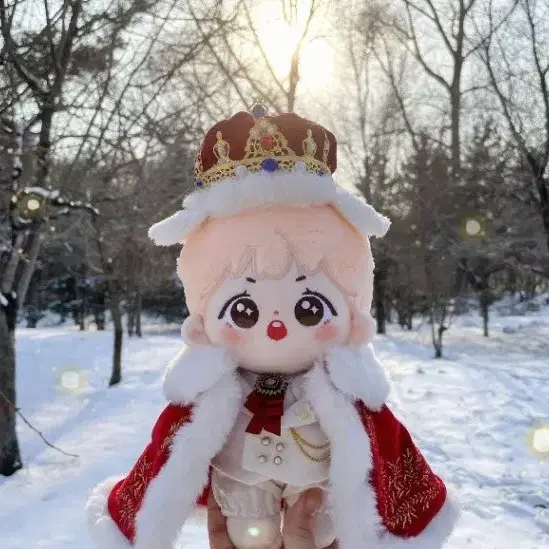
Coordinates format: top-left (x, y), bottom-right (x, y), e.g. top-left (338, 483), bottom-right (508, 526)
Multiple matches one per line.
top-left (1, 314), bottom-right (548, 549)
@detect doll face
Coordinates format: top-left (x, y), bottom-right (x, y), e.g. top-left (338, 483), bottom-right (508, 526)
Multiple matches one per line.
top-left (202, 264), bottom-right (352, 374)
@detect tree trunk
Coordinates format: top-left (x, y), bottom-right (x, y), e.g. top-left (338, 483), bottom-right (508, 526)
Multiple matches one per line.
top-left (434, 341), bottom-right (443, 359)
top-left (135, 288), bottom-right (142, 338)
top-left (535, 174), bottom-right (549, 255)
top-left (430, 303), bottom-right (446, 359)
top-left (0, 306), bottom-right (22, 476)
top-left (95, 310), bottom-right (105, 331)
top-left (397, 304), bottom-right (406, 329)
top-left (450, 79), bottom-right (462, 178)
top-left (108, 290), bottom-right (123, 386)
top-left (94, 288), bottom-right (106, 330)
top-left (480, 293), bottom-right (490, 337)
top-left (127, 303), bottom-right (135, 337)
top-left (482, 307), bottom-right (489, 337)
top-left (373, 267), bottom-right (387, 334)
top-left (432, 321), bottom-right (444, 359)
top-left (79, 276), bottom-right (87, 331)
top-left (1, 233), bottom-right (25, 294)
top-left (16, 229), bottom-right (42, 310)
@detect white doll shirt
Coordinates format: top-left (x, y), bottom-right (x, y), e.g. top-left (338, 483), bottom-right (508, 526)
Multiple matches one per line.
top-left (211, 370), bottom-right (330, 488)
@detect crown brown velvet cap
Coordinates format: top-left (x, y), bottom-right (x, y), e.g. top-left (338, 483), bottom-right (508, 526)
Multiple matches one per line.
top-left (195, 111), bottom-right (337, 179)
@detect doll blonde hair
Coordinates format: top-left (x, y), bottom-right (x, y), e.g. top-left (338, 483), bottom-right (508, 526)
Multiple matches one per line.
top-left (178, 205), bottom-right (374, 314)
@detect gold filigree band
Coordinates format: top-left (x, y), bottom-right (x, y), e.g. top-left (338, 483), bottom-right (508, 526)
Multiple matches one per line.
top-left (194, 108), bottom-right (331, 188)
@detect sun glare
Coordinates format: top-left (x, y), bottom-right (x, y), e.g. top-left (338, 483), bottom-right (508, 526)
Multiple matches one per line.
top-left (253, 3), bottom-right (335, 92)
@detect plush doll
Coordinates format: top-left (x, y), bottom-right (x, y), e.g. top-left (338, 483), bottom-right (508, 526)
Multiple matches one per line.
top-left (87, 105), bottom-right (459, 549)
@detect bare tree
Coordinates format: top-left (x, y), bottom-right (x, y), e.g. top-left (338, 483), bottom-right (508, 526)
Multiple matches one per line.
top-left (333, 2), bottom-right (401, 333)
top-left (0, 118), bottom-right (96, 476)
top-left (478, 0), bottom-right (549, 255)
top-left (187, 0), bottom-right (330, 115)
top-left (0, 0), bottom-right (172, 474)
top-left (374, 0), bottom-right (489, 176)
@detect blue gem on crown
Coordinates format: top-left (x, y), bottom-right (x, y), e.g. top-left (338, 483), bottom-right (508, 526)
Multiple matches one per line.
top-left (251, 102), bottom-right (267, 118)
top-left (261, 158), bottom-right (278, 172)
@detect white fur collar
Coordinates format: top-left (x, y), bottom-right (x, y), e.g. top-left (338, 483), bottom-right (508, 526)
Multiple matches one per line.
top-left (162, 344), bottom-right (237, 404)
top-left (324, 343), bottom-right (390, 411)
top-left (303, 363), bottom-right (459, 548)
top-left (162, 342), bottom-right (389, 409)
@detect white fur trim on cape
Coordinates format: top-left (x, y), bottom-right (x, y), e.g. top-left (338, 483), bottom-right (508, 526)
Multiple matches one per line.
top-left (163, 344), bottom-right (237, 404)
top-left (325, 343), bottom-right (391, 411)
top-left (86, 476), bottom-right (131, 549)
top-left (304, 363), bottom-right (382, 548)
top-left (303, 364), bottom-right (459, 549)
top-left (148, 169), bottom-right (391, 245)
top-left (134, 371), bottom-right (242, 549)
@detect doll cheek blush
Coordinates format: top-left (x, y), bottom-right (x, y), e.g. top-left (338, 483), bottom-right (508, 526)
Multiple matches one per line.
top-left (314, 323), bottom-right (338, 342)
top-left (221, 324), bottom-right (246, 346)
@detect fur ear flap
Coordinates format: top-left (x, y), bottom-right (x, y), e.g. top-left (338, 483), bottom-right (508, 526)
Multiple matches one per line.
top-left (148, 209), bottom-right (204, 246)
top-left (348, 310), bottom-right (376, 345)
top-left (181, 314), bottom-right (210, 345)
top-left (162, 345), bottom-right (237, 404)
top-left (322, 344), bottom-right (390, 411)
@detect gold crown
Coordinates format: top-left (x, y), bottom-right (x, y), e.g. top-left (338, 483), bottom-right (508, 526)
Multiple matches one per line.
top-left (194, 106), bottom-right (332, 189)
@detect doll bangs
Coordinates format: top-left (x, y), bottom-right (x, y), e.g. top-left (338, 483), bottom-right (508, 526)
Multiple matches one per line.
top-left (178, 205), bottom-right (374, 315)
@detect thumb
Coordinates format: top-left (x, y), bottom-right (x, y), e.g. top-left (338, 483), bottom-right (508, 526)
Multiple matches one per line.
top-left (283, 489), bottom-right (323, 549)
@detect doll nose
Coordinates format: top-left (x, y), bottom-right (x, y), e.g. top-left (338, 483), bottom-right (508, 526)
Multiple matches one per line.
top-left (267, 320), bottom-right (287, 341)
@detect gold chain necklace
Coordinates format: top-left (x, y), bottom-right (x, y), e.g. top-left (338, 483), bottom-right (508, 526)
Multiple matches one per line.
top-left (289, 428), bottom-right (331, 463)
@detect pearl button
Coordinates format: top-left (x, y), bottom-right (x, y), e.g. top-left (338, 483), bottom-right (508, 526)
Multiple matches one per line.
top-left (273, 456), bottom-right (282, 465)
top-left (258, 455), bottom-right (267, 464)
top-left (276, 443), bottom-right (284, 451)
top-left (261, 436), bottom-right (271, 446)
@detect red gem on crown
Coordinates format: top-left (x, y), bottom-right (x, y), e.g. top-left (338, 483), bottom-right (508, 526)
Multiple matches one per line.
top-left (260, 135), bottom-right (275, 150)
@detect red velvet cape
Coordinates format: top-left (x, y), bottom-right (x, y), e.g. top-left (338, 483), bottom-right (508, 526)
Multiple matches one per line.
top-left (106, 401), bottom-right (446, 544)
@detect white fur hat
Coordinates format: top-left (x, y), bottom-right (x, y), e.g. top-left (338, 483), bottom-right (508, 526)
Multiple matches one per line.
top-left (148, 108), bottom-right (390, 245)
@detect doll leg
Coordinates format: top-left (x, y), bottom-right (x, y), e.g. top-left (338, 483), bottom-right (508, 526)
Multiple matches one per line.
top-left (211, 470), bottom-right (282, 549)
top-left (311, 510), bottom-right (336, 548)
top-left (226, 516), bottom-right (281, 549)
top-left (283, 485), bottom-right (336, 549)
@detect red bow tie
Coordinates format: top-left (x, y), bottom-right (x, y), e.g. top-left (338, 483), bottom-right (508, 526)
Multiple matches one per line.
top-left (244, 390), bottom-right (286, 436)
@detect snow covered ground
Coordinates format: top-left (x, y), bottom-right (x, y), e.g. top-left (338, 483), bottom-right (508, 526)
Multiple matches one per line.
top-left (1, 306), bottom-right (548, 549)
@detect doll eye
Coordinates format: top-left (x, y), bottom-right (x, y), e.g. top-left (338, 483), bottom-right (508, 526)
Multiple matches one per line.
top-left (228, 297), bottom-right (259, 329)
top-left (295, 291), bottom-right (337, 327)
top-left (295, 296), bottom-right (324, 327)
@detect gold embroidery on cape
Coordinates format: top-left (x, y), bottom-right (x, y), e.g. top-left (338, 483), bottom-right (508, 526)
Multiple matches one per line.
top-left (132, 457), bottom-right (152, 497)
top-left (379, 448), bottom-right (440, 531)
top-left (161, 418), bottom-right (189, 452)
top-left (117, 488), bottom-right (135, 529)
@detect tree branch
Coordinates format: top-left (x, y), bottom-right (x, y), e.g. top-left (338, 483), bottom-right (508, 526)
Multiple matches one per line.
top-left (0, 388), bottom-right (79, 458)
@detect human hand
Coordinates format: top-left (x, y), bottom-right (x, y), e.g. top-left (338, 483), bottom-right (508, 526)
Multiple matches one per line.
top-left (207, 488), bottom-right (338, 549)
